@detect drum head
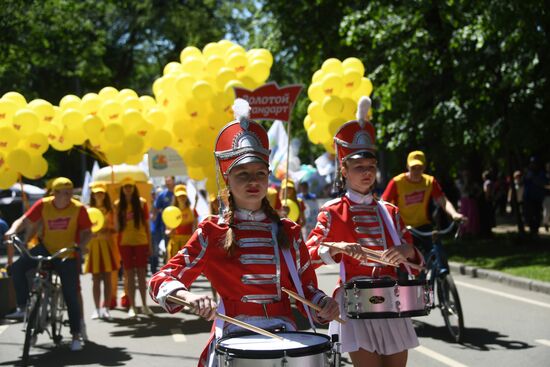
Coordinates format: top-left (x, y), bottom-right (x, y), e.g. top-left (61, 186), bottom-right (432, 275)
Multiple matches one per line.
top-left (216, 331), bottom-right (331, 359)
top-left (344, 278), bottom-right (396, 289)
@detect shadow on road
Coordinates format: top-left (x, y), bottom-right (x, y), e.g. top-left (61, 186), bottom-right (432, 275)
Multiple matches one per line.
top-left (414, 320), bottom-right (533, 351)
top-left (107, 312), bottom-right (212, 338)
top-left (0, 340), bottom-right (131, 366)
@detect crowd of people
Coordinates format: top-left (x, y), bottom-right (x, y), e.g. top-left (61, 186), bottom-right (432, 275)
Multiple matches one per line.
top-left (1, 95), bottom-right (548, 366)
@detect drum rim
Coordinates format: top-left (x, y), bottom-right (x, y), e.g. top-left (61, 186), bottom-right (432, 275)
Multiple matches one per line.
top-left (215, 331), bottom-right (332, 359)
top-left (346, 309), bottom-right (430, 319)
top-left (343, 278), bottom-right (427, 289)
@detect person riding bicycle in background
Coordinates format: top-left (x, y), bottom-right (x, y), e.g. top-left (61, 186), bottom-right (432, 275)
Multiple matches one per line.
top-left (4, 177), bottom-right (92, 352)
top-left (381, 151), bottom-right (465, 274)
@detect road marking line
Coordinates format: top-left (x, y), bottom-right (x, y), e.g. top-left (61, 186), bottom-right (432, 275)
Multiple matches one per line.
top-left (170, 328), bottom-right (187, 342)
top-left (0, 325), bottom-right (8, 335)
top-left (414, 345), bottom-right (468, 367)
top-left (535, 339), bottom-right (550, 347)
top-left (455, 280), bottom-right (550, 309)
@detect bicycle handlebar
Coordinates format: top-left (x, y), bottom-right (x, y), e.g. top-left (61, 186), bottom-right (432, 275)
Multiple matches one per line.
top-left (406, 221), bottom-right (459, 239)
top-left (8, 235), bottom-right (79, 262)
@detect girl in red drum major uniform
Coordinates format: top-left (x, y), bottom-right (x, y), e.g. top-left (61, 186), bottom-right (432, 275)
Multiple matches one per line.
top-left (148, 99), bottom-right (340, 367)
top-left (306, 97), bottom-right (424, 367)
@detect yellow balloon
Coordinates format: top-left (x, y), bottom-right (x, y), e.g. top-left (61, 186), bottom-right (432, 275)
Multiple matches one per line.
top-left (187, 166), bottom-right (205, 180)
top-left (59, 95), bottom-right (82, 110)
top-left (281, 199), bottom-right (300, 222)
top-left (162, 206), bottom-right (183, 229)
top-left (321, 58), bottom-right (343, 74)
top-left (353, 77), bottom-right (374, 98)
top-left (104, 145), bottom-right (127, 165)
top-left (13, 109), bottom-right (40, 136)
top-left (247, 60), bottom-right (270, 83)
top-left (150, 128), bottom-right (172, 151)
top-left (307, 101), bottom-right (328, 123)
top-left (203, 42), bottom-right (223, 58)
top-left (61, 108), bottom-right (84, 127)
top-left (50, 130), bottom-right (73, 151)
top-left (225, 44), bottom-right (246, 57)
top-left (192, 80), bottom-right (214, 101)
top-left (22, 132), bottom-right (49, 155)
top-left (328, 117), bottom-right (346, 136)
top-left (175, 73), bottom-right (196, 97)
top-left (100, 100), bottom-right (123, 122)
top-left (28, 99), bottom-right (55, 123)
top-left (81, 93), bottom-right (102, 115)
top-left (98, 86), bottom-right (119, 100)
top-left (163, 61), bottom-right (183, 75)
top-left (7, 148), bottom-right (31, 172)
top-left (117, 88), bottom-right (138, 101)
top-left (139, 96), bottom-right (156, 111)
top-left (304, 115), bottom-right (313, 130)
top-left (123, 133), bottom-right (145, 155)
top-left (216, 67), bottom-right (237, 89)
top-left (146, 107), bottom-right (168, 127)
top-left (321, 73), bottom-right (344, 95)
top-left (342, 57), bottom-right (365, 76)
top-left (122, 96), bottom-right (143, 112)
top-left (341, 98), bottom-right (356, 118)
top-left (0, 126), bottom-right (20, 151)
top-left (205, 55), bottom-right (225, 75)
top-left (179, 46), bottom-right (202, 62)
top-left (104, 123), bottom-right (125, 144)
top-left (181, 56), bottom-right (205, 75)
top-left (87, 208), bottom-right (105, 233)
top-left (343, 69), bottom-right (362, 91)
top-left (2, 92), bottom-right (27, 107)
top-left (307, 82), bottom-right (324, 102)
top-left (83, 115), bottom-right (103, 137)
top-left (248, 48), bottom-right (273, 68)
top-left (224, 80), bottom-right (244, 95)
top-left (0, 99), bottom-right (18, 123)
top-left (0, 167), bottom-right (18, 189)
top-left (125, 153), bottom-right (144, 165)
top-left (20, 155), bottom-right (48, 179)
top-left (312, 70), bottom-right (326, 83)
top-left (322, 95), bottom-right (343, 116)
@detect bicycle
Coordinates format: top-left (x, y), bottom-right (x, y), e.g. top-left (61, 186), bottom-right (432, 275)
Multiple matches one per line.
top-left (407, 222), bottom-right (465, 343)
top-left (8, 235), bottom-right (77, 366)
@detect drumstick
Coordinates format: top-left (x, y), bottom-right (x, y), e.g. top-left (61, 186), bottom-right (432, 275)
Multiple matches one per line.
top-left (167, 295), bottom-right (283, 340)
top-left (281, 287), bottom-right (346, 324)
top-left (322, 242), bottom-right (424, 271)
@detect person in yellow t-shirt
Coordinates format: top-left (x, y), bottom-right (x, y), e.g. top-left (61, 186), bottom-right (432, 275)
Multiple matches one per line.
top-left (382, 151), bottom-right (465, 273)
top-left (84, 182), bottom-right (119, 320)
top-left (114, 177), bottom-right (152, 318)
top-left (165, 185), bottom-right (198, 260)
top-left (4, 177), bottom-right (92, 352)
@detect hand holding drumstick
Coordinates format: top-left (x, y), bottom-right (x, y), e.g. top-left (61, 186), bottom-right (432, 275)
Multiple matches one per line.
top-left (323, 242), bottom-right (424, 271)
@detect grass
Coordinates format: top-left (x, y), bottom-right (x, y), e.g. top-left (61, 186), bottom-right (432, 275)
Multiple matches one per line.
top-left (443, 232), bottom-right (550, 283)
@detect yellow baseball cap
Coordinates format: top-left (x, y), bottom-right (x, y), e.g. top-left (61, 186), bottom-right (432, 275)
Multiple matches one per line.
top-left (407, 151), bottom-right (426, 167)
top-left (51, 177), bottom-right (74, 191)
top-left (120, 176), bottom-right (135, 186)
top-left (90, 182), bottom-right (107, 193)
top-left (281, 179), bottom-right (295, 189)
top-left (174, 184), bottom-right (187, 197)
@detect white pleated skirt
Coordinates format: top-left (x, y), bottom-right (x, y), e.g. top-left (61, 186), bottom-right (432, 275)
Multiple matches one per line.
top-left (329, 288), bottom-right (419, 355)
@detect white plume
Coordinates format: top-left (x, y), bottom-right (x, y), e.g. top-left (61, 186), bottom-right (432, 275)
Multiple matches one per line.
top-left (233, 98), bottom-right (251, 122)
top-left (356, 96), bottom-right (371, 126)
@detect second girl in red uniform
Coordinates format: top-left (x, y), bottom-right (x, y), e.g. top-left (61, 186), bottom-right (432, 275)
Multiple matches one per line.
top-left (306, 97), bottom-right (424, 367)
top-left (149, 99), bottom-right (340, 367)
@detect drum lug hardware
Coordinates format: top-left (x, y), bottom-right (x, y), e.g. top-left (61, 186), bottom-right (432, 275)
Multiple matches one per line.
top-left (393, 284), bottom-right (400, 297)
top-left (395, 300), bottom-right (401, 313)
top-left (281, 351), bottom-right (288, 367)
top-left (224, 351), bottom-right (232, 367)
top-left (353, 283), bottom-right (360, 297)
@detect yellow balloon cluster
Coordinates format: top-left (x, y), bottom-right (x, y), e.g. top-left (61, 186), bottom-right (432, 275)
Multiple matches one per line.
top-left (0, 92), bottom-right (51, 189)
top-left (153, 40), bottom-right (273, 189)
top-left (304, 57), bottom-right (373, 154)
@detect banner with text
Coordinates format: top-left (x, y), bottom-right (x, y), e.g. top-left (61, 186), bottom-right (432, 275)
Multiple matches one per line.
top-left (234, 82), bottom-right (303, 122)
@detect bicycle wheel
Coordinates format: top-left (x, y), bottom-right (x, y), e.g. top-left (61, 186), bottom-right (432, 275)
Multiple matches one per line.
top-left (50, 282), bottom-right (65, 345)
top-left (436, 274), bottom-right (464, 343)
top-left (22, 293), bottom-right (40, 366)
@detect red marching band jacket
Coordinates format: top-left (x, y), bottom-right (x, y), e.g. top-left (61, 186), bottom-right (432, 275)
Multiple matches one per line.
top-left (306, 192), bottom-right (424, 284)
top-left (149, 213), bottom-right (327, 365)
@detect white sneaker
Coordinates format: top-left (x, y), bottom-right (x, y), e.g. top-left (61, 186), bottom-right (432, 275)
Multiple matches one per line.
top-left (128, 307), bottom-right (137, 318)
top-left (91, 309), bottom-right (100, 320)
top-left (6, 307), bottom-right (25, 320)
top-left (70, 338), bottom-right (83, 352)
top-left (99, 307), bottom-right (112, 320)
top-left (80, 320), bottom-right (88, 341)
top-left (141, 305), bottom-right (153, 316)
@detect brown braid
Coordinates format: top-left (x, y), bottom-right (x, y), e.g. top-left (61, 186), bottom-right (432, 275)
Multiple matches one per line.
top-left (261, 197), bottom-right (290, 248)
top-left (222, 193), bottom-right (237, 255)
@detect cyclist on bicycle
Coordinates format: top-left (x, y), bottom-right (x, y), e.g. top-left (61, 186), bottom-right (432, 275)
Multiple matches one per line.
top-left (4, 177), bottom-right (92, 352)
top-left (382, 151), bottom-right (465, 274)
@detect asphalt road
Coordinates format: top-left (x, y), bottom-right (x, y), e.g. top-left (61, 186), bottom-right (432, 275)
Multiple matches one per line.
top-left (1, 264), bottom-right (549, 366)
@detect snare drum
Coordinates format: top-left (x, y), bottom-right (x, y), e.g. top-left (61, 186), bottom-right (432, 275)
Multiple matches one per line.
top-left (216, 331), bottom-right (334, 367)
top-left (344, 278), bottom-right (432, 319)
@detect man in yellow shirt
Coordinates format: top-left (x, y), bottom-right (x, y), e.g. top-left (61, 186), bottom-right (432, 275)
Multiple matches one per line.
top-left (4, 177), bottom-right (92, 351)
top-left (382, 151), bottom-right (464, 273)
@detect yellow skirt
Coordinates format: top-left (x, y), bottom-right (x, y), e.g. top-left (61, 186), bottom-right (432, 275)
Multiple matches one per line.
top-left (166, 234), bottom-right (191, 260)
top-left (84, 237), bottom-right (120, 274)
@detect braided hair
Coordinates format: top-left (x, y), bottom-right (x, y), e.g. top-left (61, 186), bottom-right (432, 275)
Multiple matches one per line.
top-left (223, 193), bottom-right (290, 255)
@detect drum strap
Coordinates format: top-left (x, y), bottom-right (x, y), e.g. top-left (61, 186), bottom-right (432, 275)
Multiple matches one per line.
top-left (376, 200), bottom-right (413, 274)
top-left (272, 222), bottom-right (316, 332)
